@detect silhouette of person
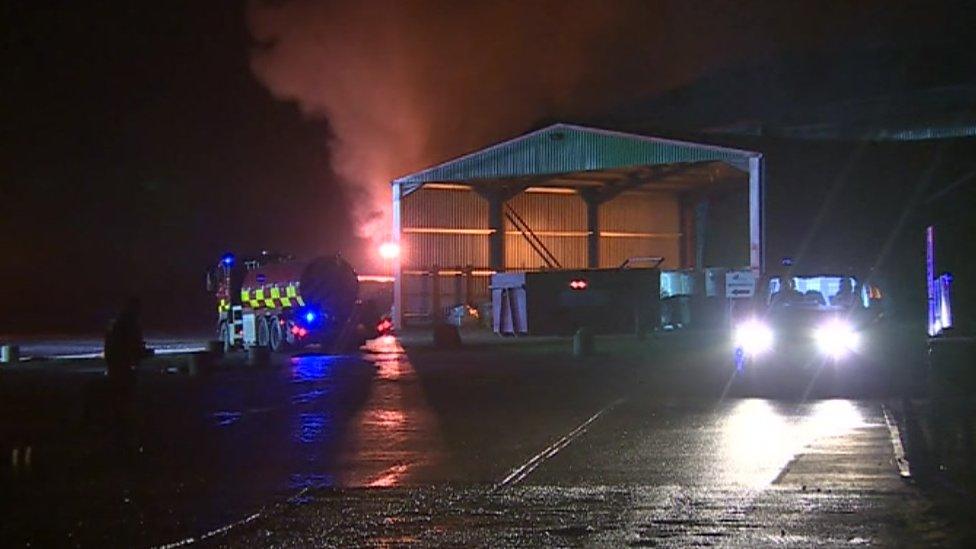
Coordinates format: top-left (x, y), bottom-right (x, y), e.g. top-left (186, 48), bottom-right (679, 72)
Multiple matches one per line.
top-left (105, 297), bottom-right (147, 380)
top-left (103, 297), bottom-right (149, 449)
top-left (831, 278), bottom-right (856, 308)
top-left (772, 277), bottom-right (803, 306)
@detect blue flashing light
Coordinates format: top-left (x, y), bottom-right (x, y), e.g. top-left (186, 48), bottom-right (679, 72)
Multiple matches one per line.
top-left (304, 311), bottom-right (317, 324)
top-left (221, 253), bottom-right (235, 267)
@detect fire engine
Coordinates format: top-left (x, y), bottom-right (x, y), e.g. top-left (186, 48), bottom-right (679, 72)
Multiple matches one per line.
top-left (206, 251), bottom-right (382, 352)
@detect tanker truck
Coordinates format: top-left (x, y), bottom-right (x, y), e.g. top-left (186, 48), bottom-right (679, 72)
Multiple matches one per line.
top-left (206, 251), bottom-right (383, 352)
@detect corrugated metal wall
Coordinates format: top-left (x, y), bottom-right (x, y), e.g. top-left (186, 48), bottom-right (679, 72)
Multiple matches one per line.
top-left (401, 186), bottom-right (491, 318)
top-left (505, 191), bottom-right (587, 269)
top-left (600, 238), bottom-right (680, 269)
top-left (401, 185), bottom-right (487, 230)
top-left (600, 191), bottom-right (681, 269)
top-left (399, 185), bottom-right (682, 319)
top-left (401, 186), bottom-right (488, 270)
top-left (601, 191), bottom-right (679, 232)
top-left (403, 233), bottom-right (489, 271)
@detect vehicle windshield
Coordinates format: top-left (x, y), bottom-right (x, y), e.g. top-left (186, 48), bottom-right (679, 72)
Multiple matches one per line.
top-left (768, 276), bottom-right (860, 311)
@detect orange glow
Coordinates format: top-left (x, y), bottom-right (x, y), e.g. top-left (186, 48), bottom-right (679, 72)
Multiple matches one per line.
top-left (402, 269), bottom-right (496, 276)
top-left (505, 230), bottom-right (588, 237)
top-left (378, 241), bottom-right (400, 259)
top-left (367, 464), bottom-right (410, 487)
top-left (343, 334), bottom-right (444, 489)
top-left (358, 274), bottom-right (395, 283)
top-left (420, 184), bottom-right (578, 195)
top-left (422, 183), bottom-right (473, 191)
top-left (524, 186), bottom-right (579, 194)
top-left (402, 227), bottom-right (494, 235)
top-left (369, 409), bottom-right (407, 429)
top-left (400, 228), bottom-right (681, 238)
top-left (601, 231), bottom-right (683, 238)
top-left (375, 357), bottom-right (402, 381)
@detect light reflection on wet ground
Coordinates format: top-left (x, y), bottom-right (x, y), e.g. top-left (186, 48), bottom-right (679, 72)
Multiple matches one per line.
top-left (336, 335), bottom-right (445, 487)
top-left (278, 338), bottom-right (445, 491)
top-left (2, 341), bottom-right (441, 546)
top-left (719, 399), bottom-right (867, 487)
top-left (2, 334), bottom-right (935, 547)
top-left (210, 410), bottom-right (243, 427)
top-left (225, 392), bottom-right (926, 547)
top-left (289, 354), bottom-right (338, 383)
top-left (529, 397), bottom-right (878, 490)
top-left (280, 353), bottom-right (365, 492)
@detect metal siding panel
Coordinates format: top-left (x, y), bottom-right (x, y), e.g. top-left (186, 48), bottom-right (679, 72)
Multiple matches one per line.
top-left (505, 191), bottom-right (586, 269)
top-left (600, 191), bottom-right (680, 233)
top-left (506, 235), bottom-right (587, 270)
top-left (599, 191), bottom-right (680, 269)
top-left (402, 187), bottom-right (487, 229)
top-left (400, 170), bottom-right (686, 273)
top-left (506, 192), bottom-right (586, 231)
top-left (401, 186), bottom-right (488, 271)
top-left (402, 233), bottom-right (488, 270)
top-left (600, 237), bottom-right (680, 270)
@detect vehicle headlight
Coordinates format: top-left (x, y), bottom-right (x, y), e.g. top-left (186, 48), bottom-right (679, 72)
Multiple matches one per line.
top-left (814, 320), bottom-right (860, 358)
top-left (734, 319), bottom-right (774, 355)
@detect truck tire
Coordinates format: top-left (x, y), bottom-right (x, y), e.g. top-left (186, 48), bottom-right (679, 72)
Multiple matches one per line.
top-left (269, 316), bottom-right (286, 352)
top-left (284, 319), bottom-right (298, 347)
top-left (256, 316), bottom-right (271, 348)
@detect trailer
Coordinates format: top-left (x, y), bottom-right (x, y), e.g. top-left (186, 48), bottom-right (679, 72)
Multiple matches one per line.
top-left (491, 266), bottom-right (661, 336)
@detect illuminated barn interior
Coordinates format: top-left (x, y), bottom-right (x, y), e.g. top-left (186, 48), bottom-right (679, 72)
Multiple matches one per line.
top-left (390, 124), bottom-right (763, 327)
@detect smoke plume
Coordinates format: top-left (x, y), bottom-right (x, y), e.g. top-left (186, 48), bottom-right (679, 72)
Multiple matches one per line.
top-left (246, 0), bottom-right (889, 261)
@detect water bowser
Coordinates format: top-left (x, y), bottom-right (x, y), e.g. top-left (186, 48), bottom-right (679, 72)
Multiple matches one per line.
top-left (208, 252), bottom-right (378, 352)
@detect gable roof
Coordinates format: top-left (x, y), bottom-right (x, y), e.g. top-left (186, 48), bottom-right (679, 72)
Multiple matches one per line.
top-left (392, 123), bottom-right (760, 189)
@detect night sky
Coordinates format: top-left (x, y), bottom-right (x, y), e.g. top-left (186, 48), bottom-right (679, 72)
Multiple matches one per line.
top-left (4, 1), bottom-right (974, 334)
top-left (5, 2), bottom-right (355, 332)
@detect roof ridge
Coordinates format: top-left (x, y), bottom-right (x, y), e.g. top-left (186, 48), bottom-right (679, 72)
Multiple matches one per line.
top-left (392, 123), bottom-right (760, 186)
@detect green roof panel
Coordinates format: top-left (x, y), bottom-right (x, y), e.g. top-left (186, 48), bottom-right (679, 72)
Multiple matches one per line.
top-left (393, 123), bottom-right (760, 186)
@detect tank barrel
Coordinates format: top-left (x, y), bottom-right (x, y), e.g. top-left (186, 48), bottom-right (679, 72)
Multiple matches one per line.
top-left (299, 256), bottom-right (360, 326)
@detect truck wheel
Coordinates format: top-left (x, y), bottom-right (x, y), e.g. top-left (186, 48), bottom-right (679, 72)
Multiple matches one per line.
top-left (218, 321), bottom-right (232, 352)
top-left (256, 316), bottom-right (271, 348)
top-left (269, 316), bottom-right (286, 352)
top-left (285, 319), bottom-right (298, 346)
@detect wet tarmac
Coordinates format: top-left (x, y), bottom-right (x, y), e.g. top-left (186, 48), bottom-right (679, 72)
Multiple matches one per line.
top-left (0, 333), bottom-right (954, 546)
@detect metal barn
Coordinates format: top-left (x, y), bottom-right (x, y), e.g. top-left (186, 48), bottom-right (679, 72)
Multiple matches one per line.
top-left (390, 124), bottom-right (763, 327)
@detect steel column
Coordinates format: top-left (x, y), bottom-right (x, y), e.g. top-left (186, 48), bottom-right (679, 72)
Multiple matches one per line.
top-left (583, 192), bottom-right (600, 268)
top-left (694, 200), bottom-right (709, 269)
top-left (392, 181), bottom-right (404, 329)
top-left (678, 193), bottom-right (696, 269)
top-left (488, 192), bottom-right (505, 271)
top-left (748, 156), bottom-right (764, 272)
